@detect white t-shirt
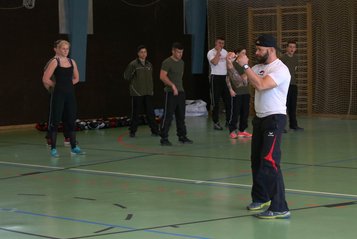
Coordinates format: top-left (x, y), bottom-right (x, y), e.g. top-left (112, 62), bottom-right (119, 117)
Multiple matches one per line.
top-left (207, 48), bottom-right (227, 75)
top-left (252, 59), bottom-right (291, 118)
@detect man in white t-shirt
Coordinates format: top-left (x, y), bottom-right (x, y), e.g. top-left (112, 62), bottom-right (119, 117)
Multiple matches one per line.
top-left (237, 34), bottom-right (291, 219)
top-left (207, 37), bottom-right (230, 130)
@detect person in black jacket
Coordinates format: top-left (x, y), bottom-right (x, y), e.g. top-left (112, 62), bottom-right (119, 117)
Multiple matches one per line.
top-left (124, 45), bottom-right (159, 137)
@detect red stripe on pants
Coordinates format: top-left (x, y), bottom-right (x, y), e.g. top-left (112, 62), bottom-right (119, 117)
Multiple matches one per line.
top-left (264, 136), bottom-right (278, 171)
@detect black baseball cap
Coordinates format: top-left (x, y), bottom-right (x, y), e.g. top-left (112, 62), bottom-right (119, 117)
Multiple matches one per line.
top-left (255, 34), bottom-right (277, 48)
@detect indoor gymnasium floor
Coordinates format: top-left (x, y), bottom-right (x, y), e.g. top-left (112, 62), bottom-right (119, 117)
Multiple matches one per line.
top-left (0, 116), bottom-right (357, 239)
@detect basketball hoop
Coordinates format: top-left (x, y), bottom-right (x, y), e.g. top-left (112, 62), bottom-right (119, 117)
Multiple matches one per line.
top-left (23, 0), bottom-right (35, 9)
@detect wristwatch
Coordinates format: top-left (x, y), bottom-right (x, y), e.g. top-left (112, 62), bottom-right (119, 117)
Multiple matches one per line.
top-left (243, 64), bottom-right (250, 70)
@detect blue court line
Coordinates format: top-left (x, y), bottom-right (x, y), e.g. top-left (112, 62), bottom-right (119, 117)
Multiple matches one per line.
top-left (0, 208), bottom-right (211, 239)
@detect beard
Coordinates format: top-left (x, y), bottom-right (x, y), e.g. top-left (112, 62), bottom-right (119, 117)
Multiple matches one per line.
top-left (256, 51), bottom-right (269, 64)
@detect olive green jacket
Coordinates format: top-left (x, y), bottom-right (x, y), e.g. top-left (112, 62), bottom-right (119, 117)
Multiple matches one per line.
top-left (124, 59), bottom-right (154, 96)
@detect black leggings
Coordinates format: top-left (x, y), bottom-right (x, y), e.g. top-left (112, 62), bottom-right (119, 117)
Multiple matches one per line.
top-left (48, 91), bottom-right (77, 149)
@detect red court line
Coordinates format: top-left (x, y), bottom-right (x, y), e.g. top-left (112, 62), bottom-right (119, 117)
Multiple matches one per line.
top-left (117, 133), bottom-right (149, 152)
top-left (116, 132), bottom-right (182, 156)
top-left (117, 132), bottom-right (170, 156)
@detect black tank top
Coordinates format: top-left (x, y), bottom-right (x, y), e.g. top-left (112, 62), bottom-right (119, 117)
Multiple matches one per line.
top-left (53, 58), bottom-right (74, 93)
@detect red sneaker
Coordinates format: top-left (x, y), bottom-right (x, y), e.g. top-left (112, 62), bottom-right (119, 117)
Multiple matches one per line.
top-left (238, 131), bottom-right (252, 138)
top-left (230, 131), bottom-right (238, 139)
top-left (46, 137), bottom-right (51, 147)
top-left (64, 138), bottom-right (70, 146)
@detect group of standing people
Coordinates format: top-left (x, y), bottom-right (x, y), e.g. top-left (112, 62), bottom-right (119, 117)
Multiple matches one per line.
top-left (124, 42), bottom-right (193, 146)
top-left (207, 37), bottom-right (303, 138)
top-left (207, 38), bottom-right (253, 139)
top-left (123, 35), bottom-right (302, 219)
top-left (207, 34), bottom-right (304, 219)
top-left (45, 37), bottom-right (299, 152)
top-left (42, 35), bottom-right (302, 219)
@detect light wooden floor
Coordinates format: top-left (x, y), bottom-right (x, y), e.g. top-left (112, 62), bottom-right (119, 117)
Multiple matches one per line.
top-left (1, 116), bottom-right (357, 239)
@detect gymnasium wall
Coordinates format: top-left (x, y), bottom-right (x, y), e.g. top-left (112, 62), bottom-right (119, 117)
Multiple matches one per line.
top-left (0, 0), bottom-right (196, 126)
top-left (207, 0), bottom-right (357, 117)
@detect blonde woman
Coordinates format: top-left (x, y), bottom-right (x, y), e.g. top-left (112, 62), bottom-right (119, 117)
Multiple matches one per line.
top-left (42, 40), bottom-right (84, 157)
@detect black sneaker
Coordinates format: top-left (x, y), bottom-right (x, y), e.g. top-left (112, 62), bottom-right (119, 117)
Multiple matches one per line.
top-left (255, 210), bottom-right (291, 219)
top-left (160, 138), bottom-right (172, 146)
top-left (247, 201), bottom-right (271, 211)
top-left (129, 132), bottom-right (135, 137)
top-left (213, 122), bottom-right (223, 130)
top-left (151, 132), bottom-right (160, 137)
top-left (178, 136), bottom-right (193, 144)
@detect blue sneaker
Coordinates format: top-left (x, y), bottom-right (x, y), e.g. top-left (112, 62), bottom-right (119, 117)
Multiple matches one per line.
top-left (71, 146), bottom-right (85, 155)
top-left (50, 148), bottom-right (59, 158)
top-left (255, 210), bottom-right (291, 219)
top-left (247, 201), bottom-right (271, 211)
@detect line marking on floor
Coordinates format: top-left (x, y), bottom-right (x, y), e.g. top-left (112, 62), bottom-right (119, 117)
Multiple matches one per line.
top-left (2, 200), bottom-right (357, 239)
top-left (71, 168), bottom-right (357, 199)
top-left (0, 208), bottom-right (211, 239)
top-left (1, 160), bottom-right (357, 199)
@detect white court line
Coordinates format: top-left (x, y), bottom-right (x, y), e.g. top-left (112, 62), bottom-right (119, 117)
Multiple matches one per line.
top-left (2, 161), bottom-right (357, 199)
top-left (71, 168), bottom-right (357, 199)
